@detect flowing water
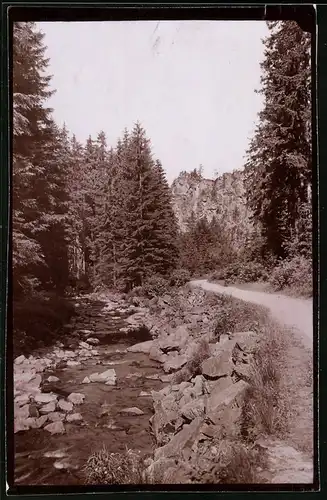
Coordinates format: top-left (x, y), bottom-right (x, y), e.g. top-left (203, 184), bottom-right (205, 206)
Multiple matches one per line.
top-left (14, 295), bottom-right (164, 486)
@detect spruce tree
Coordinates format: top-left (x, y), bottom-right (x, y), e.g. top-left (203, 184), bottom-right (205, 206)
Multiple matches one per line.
top-left (12, 22), bottom-right (55, 295)
top-left (244, 21), bottom-right (311, 259)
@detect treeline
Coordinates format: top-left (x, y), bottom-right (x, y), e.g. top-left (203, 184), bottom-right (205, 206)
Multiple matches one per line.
top-left (12, 22), bottom-right (179, 352)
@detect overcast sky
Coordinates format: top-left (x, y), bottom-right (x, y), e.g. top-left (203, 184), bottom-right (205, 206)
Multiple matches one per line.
top-left (38, 20), bottom-right (269, 183)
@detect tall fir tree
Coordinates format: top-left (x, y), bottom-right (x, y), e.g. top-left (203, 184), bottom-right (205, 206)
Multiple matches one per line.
top-left (244, 21), bottom-right (311, 259)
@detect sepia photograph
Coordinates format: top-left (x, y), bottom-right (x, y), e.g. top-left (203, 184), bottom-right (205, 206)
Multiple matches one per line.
top-left (11, 15), bottom-right (314, 488)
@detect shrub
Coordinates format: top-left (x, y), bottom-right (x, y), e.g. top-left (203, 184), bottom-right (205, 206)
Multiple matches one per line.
top-left (142, 275), bottom-right (169, 299)
top-left (169, 268), bottom-right (191, 287)
top-left (83, 446), bottom-right (144, 485)
top-left (211, 261), bottom-right (268, 285)
top-left (269, 255), bottom-right (312, 297)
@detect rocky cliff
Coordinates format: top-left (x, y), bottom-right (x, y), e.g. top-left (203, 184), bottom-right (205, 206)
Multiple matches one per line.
top-left (171, 169), bottom-right (252, 249)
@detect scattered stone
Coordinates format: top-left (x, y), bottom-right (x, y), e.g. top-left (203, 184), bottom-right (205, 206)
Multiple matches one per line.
top-left (67, 360), bottom-right (81, 367)
top-left (35, 393), bottom-right (57, 404)
top-left (66, 412), bottom-right (83, 422)
top-left (155, 417), bottom-right (203, 460)
top-left (39, 401), bottom-right (56, 414)
top-left (85, 337), bottom-right (100, 345)
top-left (180, 397), bottom-right (206, 422)
top-left (44, 421), bottom-right (65, 435)
top-left (146, 374), bottom-right (161, 380)
top-left (89, 369), bottom-right (116, 385)
top-left (53, 459), bottom-right (78, 470)
top-left (81, 376), bottom-right (90, 384)
top-left (47, 376), bottom-right (60, 383)
top-left (14, 419), bottom-right (30, 433)
top-left (163, 353), bottom-right (188, 374)
top-left (207, 380), bottom-right (249, 425)
top-left (48, 412), bottom-right (66, 422)
top-left (149, 346), bottom-right (167, 363)
top-left (79, 341), bottom-right (92, 350)
top-left (67, 393), bottom-right (85, 405)
top-left (15, 355), bottom-right (26, 365)
top-left (139, 391), bottom-right (152, 397)
top-left (120, 407), bottom-right (145, 416)
top-left (15, 394), bottom-right (30, 407)
top-left (58, 399), bottom-right (73, 412)
top-left (44, 449), bottom-right (69, 459)
top-left (25, 415), bottom-right (48, 429)
top-left (201, 351), bottom-right (233, 380)
top-left (127, 340), bottom-right (154, 354)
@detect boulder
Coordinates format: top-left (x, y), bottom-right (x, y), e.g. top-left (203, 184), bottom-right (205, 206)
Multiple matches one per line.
top-left (48, 412), bottom-right (66, 422)
top-left (206, 380), bottom-right (249, 425)
top-left (162, 462), bottom-right (193, 484)
top-left (67, 393), bottom-right (85, 405)
top-left (67, 360), bottom-right (81, 367)
top-left (14, 355), bottom-right (26, 365)
top-left (180, 397), bottom-right (206, 422)
top-left (14, 394), bottom-right (30, 407)
top-left (47, 376), bottom-right (60, 383)
top-left (66, 412), bottom-right (83, 422)
top-left (192, 375), bottom-right (207, 397)
top-left (35, 393), bottom-right (57, 404)
top-left (163, 353), bottom-right (188, 374)
top-left (57, 399), bottom-right (73, 412)
top-left (89, 369), bottom-right (116, 385)
top-left (25, 415), bottom-right (48, 429)
top-left (79, 341), bottom-right (92, 350)
top-left (233, 362), bottom-right (252, 382)
top-left (151, 393), bottom-right (179, 445)
top-left (14, 418), bottom-right (30, 433)
top-left (44, 421), bottom-right (65, 435)
top-left (155, 417), bottom-right (203, 460)
top-left (81, 376), bottom-right (90, 384)
top-left (85, 337), bottom-right (100, 345)
top-left (145, 458), bottom-right (176, 483)
top-left (201, 350), bottom-right (233, 380)
top-left (39, 401), bottom-right (56, 414)
top-left (120, 407), bottom-right (144, 416)
top-left (127, 340), bottom-right (154, 354)
top-left (149, 346), bottom-right (167, 364)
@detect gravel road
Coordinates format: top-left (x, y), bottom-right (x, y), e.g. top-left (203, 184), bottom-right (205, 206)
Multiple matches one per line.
top-left (190, 279), bottom-right (313, 350)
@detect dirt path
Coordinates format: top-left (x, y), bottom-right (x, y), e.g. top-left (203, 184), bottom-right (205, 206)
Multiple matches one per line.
top-left (190, 280), bottom-right (313, 350)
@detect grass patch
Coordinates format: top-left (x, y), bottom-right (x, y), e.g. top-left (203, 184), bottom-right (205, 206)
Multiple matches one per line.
top-left (213, 440), bottom-right (268, 484)
top-left (241, 320), bottom-right (290, 440)
top-left (83, 446), bottom-right (145, 485)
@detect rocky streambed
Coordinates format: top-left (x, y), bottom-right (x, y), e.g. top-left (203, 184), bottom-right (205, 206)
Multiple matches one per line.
top-left (14, 294), bottom-right (167, 486)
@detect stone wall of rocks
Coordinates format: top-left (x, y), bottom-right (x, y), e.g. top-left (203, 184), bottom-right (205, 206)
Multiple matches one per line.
top-left (126, 288), bottom-right (260, 484)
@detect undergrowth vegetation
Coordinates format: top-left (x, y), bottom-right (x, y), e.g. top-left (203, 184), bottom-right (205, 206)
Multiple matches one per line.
top-left (83, 446), bottom-right (145, 485)
top-left (13, 294), bottom-right (75, 356)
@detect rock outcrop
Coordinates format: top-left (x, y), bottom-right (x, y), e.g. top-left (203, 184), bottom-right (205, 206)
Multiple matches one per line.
top-left (171, 170), bottom-right (252, 251)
